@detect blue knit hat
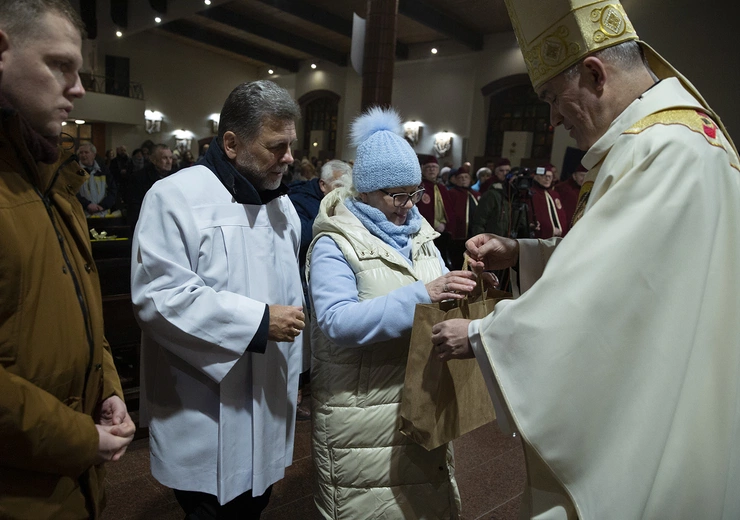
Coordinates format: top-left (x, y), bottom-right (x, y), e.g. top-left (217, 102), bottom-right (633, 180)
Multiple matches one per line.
top-left (350, 107), bottom-right (421, 193)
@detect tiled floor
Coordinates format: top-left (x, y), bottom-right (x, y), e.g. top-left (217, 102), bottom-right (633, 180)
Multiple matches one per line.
top-left (102, 416), bottom-right (525, 520)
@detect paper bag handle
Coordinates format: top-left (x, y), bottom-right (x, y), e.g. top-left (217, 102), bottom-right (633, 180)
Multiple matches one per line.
top-left (458, 255), bottom-right (483, 318)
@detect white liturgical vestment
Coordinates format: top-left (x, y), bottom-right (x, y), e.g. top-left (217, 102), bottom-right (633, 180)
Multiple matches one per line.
top-left (132, 165), bottom-right (303, 504)
top-left (470, 78), bottom-right (740, 519)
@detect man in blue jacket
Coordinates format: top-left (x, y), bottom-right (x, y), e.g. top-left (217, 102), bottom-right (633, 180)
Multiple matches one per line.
top-left (289, 159), bottom-right (351, 276)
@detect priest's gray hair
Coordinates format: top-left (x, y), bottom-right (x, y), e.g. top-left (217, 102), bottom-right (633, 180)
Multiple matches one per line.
top-left (564, 41), bottom-right (653, 78)
top-left (218, 80), bottom-right (300, 145)
top-left (0, 0), bottom-right (85, 44)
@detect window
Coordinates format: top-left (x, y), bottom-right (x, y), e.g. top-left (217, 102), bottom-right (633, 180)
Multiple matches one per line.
top-left (299, 90), bottom-right (340, 159)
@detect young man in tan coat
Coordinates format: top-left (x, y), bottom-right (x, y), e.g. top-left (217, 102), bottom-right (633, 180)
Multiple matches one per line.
top-left (0, 1), bottom-right (135, 517)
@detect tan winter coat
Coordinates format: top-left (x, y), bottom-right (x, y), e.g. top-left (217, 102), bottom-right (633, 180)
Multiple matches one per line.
top-left (307, 191), bottom-right (461, 519)
top-left (0, 108), bottom-right (123, 519)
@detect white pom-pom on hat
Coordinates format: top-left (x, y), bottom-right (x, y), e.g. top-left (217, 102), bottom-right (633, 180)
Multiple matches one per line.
top-left (350, 106), bottom-right (403, 147)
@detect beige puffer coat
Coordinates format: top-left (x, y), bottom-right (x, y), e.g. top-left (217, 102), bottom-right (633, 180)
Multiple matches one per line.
top-left (307, 191), bottom-right (461, 519)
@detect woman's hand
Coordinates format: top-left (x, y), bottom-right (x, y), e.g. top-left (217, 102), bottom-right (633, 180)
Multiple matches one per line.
top-left (426, 271), bottom-right (477, 302)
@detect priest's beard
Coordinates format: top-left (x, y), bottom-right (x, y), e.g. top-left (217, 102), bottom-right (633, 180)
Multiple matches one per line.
top-left (234, 152), bottom-right (286, 192)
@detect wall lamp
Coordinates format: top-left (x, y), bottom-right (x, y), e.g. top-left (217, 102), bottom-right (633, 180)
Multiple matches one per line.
top-left (145, 110), bottom-right (163, 134)
top-left (208, 113), bottom-right (220, 134)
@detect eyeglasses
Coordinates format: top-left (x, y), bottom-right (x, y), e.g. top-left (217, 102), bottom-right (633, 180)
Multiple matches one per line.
top-left (379, 188), bottom-right (425, 207)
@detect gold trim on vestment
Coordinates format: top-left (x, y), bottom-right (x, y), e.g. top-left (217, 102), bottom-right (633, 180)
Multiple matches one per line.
top-left (571, 181), bottom-right (593, 227)
top-left (624, 108), bottom-right (740, 171)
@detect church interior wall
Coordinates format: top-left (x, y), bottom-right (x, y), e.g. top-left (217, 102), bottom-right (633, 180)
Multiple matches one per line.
top-left (624, 0), bottom-right (738, 139)
top-left (92, 31), bottom-right (260, 156)
top-left (86, 1), bottom-right (737, 170)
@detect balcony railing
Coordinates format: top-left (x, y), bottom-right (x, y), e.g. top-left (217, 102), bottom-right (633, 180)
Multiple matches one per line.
top-left (79, 72), bottom-right (145, 100)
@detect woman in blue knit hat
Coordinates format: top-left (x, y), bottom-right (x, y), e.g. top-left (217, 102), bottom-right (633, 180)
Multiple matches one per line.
top-left (306, 107), bottom-right (477, 519)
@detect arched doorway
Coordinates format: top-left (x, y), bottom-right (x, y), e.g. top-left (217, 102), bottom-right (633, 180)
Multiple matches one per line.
top-left (482, 74), bottom-right (553, 162)
top-left (298, 90), bottom-right (340, 162)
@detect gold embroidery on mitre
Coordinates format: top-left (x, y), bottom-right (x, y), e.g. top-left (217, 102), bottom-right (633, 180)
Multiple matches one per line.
top-left (526, 25), bottom-right (582, 85)
top-left (592, 4), bottom-right (627, 43)
top-left (509, 0), bottom-right (638, 90)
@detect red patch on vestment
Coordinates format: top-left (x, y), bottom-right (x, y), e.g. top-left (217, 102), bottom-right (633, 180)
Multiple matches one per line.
top-left (697, 111), bottom-right (717, 139)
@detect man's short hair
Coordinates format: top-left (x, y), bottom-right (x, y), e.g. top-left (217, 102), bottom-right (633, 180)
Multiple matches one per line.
top-left (218, 80), bottom-right (300, 145)
top-left (77, 142), bottom-right (96, 155)
top-left (564, 40), bottom-right (649, 78)
top-left (0, 0), bottom-right (85, 45)
top-left (320, 160), bottom-right (352, 182)
top-left (152, 144), bottom-right (170, 155)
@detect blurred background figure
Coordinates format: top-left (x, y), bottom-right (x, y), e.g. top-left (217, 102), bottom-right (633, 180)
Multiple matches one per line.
top-left (445, 165), bottom-right (478, 268)
top-left (528, 163), bottom-right (567, 238)
top-left (76, 142), bottom-right (119, 217)
top-left (554, 163), bottom-right (587, 226)
top-left (288, 158), bottom-right (351, 421)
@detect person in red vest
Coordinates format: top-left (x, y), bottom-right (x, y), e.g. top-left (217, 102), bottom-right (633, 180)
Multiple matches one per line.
top-left (446, 165), bottom-right (478, 268)
top-left (417, 156), bottom-right (454, 268)
top-left (554, 163), bottom-right (587, 226)
top-left (417, 157), bottom-right (450, 232)
top-left (528, 164), bottom-right (568, 238)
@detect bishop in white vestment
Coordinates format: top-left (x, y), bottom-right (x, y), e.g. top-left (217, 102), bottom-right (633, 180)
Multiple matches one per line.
top-left (433, 1), bottom-right (740, 518)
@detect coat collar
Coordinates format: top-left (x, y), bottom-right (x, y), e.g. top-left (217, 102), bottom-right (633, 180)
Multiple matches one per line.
top-left (314, 189), bottom-right (439, 269)
top-left (0, 107), bottom-right (79, 194)
top-left (199, 137), bottom-right (288, 205)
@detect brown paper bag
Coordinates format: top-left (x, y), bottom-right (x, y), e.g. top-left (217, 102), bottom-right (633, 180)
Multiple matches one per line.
top-left (400, 287), bottom-right (511, 451)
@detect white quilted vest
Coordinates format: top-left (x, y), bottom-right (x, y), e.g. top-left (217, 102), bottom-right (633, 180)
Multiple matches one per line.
top-left (307, 190), bottom-right (461, 519)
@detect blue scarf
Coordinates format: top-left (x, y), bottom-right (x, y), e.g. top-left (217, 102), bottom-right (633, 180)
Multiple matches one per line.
top-left (344, 197), bottom-right (423, 250)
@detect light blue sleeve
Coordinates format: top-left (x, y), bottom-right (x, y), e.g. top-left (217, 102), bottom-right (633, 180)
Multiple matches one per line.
top-left (309, 235), bottom-right (433, 347)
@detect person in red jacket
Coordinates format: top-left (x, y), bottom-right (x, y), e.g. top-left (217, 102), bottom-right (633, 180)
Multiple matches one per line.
top-left (528, 164), bottom-right (568, 238)
top-left (554, 163), bottom-right (587, 227)
top-left (446, 165), bottom-right (479, 268)
top-left (417, 156), bottom-right (455, 268)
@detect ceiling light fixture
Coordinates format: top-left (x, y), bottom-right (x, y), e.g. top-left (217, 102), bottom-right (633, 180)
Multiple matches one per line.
top-left (311, 63), bottom-right (317, 69)
top-left (431, 48), bottom-right (438, 54)
top-left (115, 30), bottom-right (123, 37)
top-left (155, 17), bottom-right (162, 23)
top-left (268, 69), bottom-right (274, 75)
top-left (204, 0), bottom-right (211, 5)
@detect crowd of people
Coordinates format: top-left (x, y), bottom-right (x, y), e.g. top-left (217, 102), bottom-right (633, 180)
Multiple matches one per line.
top-left (70, 139), bottom-right (191, 226)
top-left (415, 156), bottom-right (587, 282)
top-left (2, 0), bottom-right (739, 520)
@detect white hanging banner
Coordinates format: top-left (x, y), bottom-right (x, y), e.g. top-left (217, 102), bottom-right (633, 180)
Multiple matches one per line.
top-left (351, 13), bottom-right (366, 75)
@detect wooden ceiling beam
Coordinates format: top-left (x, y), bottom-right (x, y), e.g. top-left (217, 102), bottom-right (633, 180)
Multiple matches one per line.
top-left (254, 0), bottom-right (410, 60)
top-left (398, 0), bottom-right (484, 51)
top-left (254, 0), bottom-right (352, 36)
top-left (199, 6), bottom-right (347, 66)
top-left (159, 20), bottom-right (300, 72)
